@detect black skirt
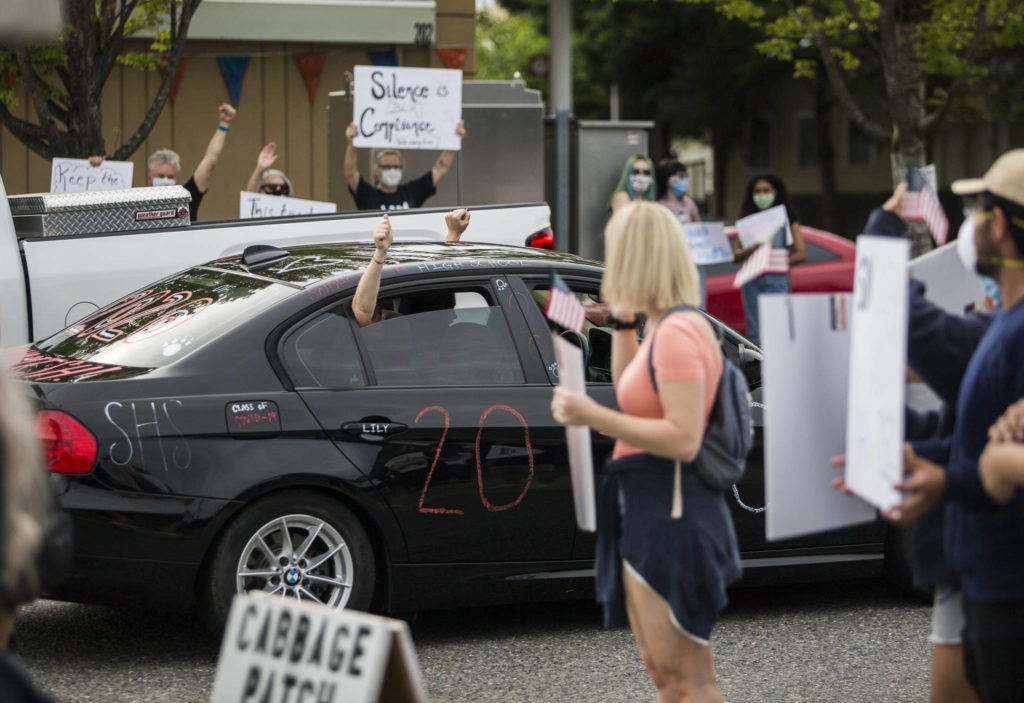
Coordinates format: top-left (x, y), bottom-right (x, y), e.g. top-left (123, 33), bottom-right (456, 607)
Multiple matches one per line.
top-left (596, 453), bottom-right (742, 642)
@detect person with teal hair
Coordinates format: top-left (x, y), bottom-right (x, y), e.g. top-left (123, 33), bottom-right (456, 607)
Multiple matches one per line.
top-left (610, 154), bottom-right (656, 212)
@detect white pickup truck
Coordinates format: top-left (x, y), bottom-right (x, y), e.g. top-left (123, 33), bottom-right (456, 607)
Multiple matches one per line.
top-left (0, 179), bottom-right (553, 348)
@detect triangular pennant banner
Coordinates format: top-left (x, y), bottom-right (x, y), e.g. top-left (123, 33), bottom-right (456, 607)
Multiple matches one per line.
top-left (366, 48), bottom-right (398, 67)
top-left (3, 71), bottom-right (17, 88)
top-left (157, 56), bottom-right (188, 105)
top-left (293, 52), bottom-right (327, 104)
top-left (436, 48), bottom-right (467, 70)
top-left (217, 55), bottom-right (250, 106)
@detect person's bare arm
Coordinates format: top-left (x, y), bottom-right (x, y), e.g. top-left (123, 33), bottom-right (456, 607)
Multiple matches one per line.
top-left (432, 120), bottom-right (465, 186)
top-left (351, 215), bottom-right (393, 327)
top-left (192, 104), bottom-right (235, 193)
top-left (789, 221), bottom-right (806, 265)
top-left (610, 313), bottom-right (640, 383)
top-left (344, 122), bottom-right (362, 192)
top-left (445, 208), bottom-right (470, 242)
top-left (246, 143), bottom-right (278, 193)
top-left (979, 441), bottom-right (1024, 503)
top-left (732, 235), bottom-right (755, 263)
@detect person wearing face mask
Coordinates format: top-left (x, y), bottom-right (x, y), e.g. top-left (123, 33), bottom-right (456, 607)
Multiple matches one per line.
top-left (343, 120), bottom-right (467, 211)
top-left (145, 103), bottom-right (237, 221)
top-left (609, 155), bottom-right (656, 213)
top-left (244, 142), bottom-right (293, 197)
top-left (657, 159), bottom-right (705, 306)
top-left (732, 173), bottom-right (806, 345)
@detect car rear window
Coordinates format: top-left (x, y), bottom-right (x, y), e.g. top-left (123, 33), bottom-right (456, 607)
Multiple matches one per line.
top-left (32, 268), bottom-right (293, 371)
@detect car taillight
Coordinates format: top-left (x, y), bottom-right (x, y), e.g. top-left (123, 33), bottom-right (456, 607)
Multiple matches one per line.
top-left (526, 228), bottom-right (556, 250)
top-left (35, 410), bottom-right (97, 474)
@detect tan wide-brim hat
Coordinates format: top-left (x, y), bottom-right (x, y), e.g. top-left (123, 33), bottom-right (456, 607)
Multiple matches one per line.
top-left (951, 149), bottom-right (1024, 209)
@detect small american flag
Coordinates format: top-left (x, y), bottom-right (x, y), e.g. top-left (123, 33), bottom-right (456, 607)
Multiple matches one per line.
top-left (733, 242), bottom-right (789, 289)
top-left (546, 270), bottom-right (586, 332)
top-left (904, 166), bottom-right (949, 246)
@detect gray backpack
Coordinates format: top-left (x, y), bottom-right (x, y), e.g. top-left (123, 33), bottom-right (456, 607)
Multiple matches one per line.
top-left (647, 305), bottom-right (754, 491)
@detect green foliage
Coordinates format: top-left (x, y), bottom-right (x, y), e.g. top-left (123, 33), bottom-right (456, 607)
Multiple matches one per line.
top-left (477, 5), bottom-right (549, 93)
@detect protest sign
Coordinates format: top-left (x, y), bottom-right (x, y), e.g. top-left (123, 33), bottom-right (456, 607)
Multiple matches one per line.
top-left (760, 294), bottom-right (875, 541)
top-left (210, 592), bottom-right (425, 703)
top-left (681, 221), bottom-right (733, 265)
top-left (240, 192), bottom-right (337, 219)
top-left (50, 157), bottom-right (133, 193)
top-left (352, 65), bottom-right (462, 151)
top-left (908, 240), bottom-right (986, 315)
top-left (844, 235), bottom-right (910, 511)
top-left (553, 333), bottom-right (596, 532)
top-left (735, 205), bottom-right (792, 249)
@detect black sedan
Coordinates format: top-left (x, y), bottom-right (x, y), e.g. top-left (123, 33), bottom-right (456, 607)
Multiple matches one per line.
top-left (14, 242), bottom-right (898, 630)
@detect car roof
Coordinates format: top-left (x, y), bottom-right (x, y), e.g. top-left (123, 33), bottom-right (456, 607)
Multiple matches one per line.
top-left (207, 241), bottom-right (602, 287)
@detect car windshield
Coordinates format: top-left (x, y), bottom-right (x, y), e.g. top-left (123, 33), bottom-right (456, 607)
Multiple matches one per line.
top-left (32, 267), bottom-right (293, 371)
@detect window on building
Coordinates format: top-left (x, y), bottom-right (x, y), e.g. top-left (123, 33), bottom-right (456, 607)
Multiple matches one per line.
top-left (749, 116), bottom-right (772, 168)
top-left (797, 117), bottom-right (819, 168)
top-left (848, 119), bottom-right (872, 165)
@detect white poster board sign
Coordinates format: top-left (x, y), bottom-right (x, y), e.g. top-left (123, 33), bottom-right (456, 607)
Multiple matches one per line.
top-left (553, 333), bottom-right (596, 532)
top-left (682, 222), bottom-right (733, 265)
top-left (908, 240), bottom-right (986, 316)
top-left (352, 65), bottom-right (463, 151)
top-left (50, 157), bottom-right (133, 192)
top-left (735, 205), bottom-right (792, 249)
top-left (210, 593), bottom-right (425, 703)
top-left (760, 294), bottom-right (876, 541)
top-left (240, 192), bottom-right (337, 219)
top-left (845, 235), bottom-right (910, 511)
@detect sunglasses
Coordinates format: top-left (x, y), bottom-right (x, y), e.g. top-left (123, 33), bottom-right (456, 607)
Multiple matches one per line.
top-left (631, 168), bottom-right (651, 175)
top-left (261, 183), bottom-right (290, 196)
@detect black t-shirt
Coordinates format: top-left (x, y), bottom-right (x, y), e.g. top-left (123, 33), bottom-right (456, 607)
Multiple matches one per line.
top-left (183, 176), bottom-right (204, 221)
top-left (349, 171), bottom-right (436, 211)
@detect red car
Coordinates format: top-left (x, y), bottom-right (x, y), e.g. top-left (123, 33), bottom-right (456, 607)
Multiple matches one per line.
top-left (705, 226), bottom-right (856, 338)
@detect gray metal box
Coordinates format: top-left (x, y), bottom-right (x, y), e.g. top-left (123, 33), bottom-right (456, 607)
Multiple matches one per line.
top-left (9, 186), bottom-right (191, 237)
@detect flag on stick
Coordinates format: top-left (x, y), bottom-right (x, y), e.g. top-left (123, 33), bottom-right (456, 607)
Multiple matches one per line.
top-left (546, 271), bottom-right (586, 332)
top-left (904, 166), bottom-right (949, 246)
top-left (733, 242), bottom-right (789, 289)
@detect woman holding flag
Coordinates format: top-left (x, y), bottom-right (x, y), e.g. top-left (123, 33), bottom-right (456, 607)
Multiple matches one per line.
top-left (732, 173), bottom-right (806, 345)
top-left (551, 201), bottom-right (740, 703)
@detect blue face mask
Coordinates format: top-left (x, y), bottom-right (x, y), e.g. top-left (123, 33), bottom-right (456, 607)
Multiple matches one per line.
top-left (670, 178), bottom-right (689, 196)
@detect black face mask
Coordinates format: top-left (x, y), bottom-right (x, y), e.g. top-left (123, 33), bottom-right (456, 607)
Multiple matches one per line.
top-left (261, 183), bottom-right (289, 196)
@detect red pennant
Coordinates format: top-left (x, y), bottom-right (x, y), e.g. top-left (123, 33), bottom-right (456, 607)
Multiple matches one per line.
top-left (294, 53), bottom-right (327, 104)
top-left (436, 48), bottom-right (467, 70)
top-left (157, 56), bottom-right (188, 105)
top-left (3, 71), bottom-right (16, 88)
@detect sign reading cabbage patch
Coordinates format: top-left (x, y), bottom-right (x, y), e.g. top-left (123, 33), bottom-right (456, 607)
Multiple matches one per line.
top-left (352, 66), bottom-right (462, 151)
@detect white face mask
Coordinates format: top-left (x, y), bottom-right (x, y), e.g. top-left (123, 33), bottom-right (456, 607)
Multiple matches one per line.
top-left (753, 193), bottom-right (775, 210)
top-left (956, 214), bottom-right (977, 274)
top-left (380, 168), bottom-right (403, 187)
top-left (629, 174), bottom-right (652, 194)
top-left (152, 177), bottom-right (176, 187)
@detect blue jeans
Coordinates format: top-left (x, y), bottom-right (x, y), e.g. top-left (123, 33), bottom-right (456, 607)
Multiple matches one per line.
top-left (740, 274), bottom-right (789, 346)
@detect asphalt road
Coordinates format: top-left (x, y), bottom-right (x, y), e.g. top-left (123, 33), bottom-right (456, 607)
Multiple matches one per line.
top-left (14, 577), bottom-right (930, 702)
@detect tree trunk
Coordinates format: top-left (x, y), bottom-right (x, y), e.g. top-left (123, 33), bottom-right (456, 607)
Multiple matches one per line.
top-left (710, 125), bottom-right (730, 219)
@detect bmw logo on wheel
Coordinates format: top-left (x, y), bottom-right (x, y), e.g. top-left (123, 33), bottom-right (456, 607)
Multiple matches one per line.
top-left (285, 569), bottom-right (300, 586)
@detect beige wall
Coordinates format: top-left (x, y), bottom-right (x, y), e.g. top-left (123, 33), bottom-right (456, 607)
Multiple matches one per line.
top-left (0, 5), bottom-right (477, 222)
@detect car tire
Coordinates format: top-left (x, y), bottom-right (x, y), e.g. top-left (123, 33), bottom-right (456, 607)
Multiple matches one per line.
top-left (198, 491), bottom-right (376, 635)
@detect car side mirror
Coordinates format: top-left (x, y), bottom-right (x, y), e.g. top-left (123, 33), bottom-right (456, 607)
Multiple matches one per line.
top-left (738, 343), bottom-right (762, 367)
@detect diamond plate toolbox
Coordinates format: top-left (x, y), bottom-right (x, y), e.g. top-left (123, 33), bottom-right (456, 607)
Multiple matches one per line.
top-left (9, 186), bottom-right (191, 237)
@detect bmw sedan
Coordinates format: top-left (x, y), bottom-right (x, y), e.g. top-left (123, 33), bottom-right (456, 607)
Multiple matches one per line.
top-left (15, 242), bottom-right (895, 630)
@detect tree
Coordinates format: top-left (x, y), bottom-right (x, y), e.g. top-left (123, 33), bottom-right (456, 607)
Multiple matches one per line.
top-left (0, 0), bottom-right (202, 161)
top-left (476, 5), bottom-right (550, 96)
top-left (681, 0), bottom-right (1024, 186)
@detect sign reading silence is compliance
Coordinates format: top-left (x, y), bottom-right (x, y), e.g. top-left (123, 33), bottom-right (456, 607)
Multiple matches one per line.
top-left (352, 65), bottom-right (462, 151)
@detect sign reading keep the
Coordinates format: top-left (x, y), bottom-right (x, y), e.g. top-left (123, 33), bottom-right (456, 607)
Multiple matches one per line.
top-left (352, 65), bottom-right (462, 151)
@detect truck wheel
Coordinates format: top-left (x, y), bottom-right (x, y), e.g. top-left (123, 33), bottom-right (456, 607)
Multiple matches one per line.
top-left (199, 491), bottom-right (375, 635)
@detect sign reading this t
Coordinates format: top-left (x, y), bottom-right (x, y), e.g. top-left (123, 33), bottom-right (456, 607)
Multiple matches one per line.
top-left (352, 65), bottom-right (462, 151)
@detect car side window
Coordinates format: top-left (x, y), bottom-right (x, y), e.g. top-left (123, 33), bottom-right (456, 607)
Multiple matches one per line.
top-left (359, 286), bottom-right (525, 386)
top-left (804, 240), bottom-right (841, 264)
top-left (529, 282), bottom-right (613, 384)
top-left (281, 307), bottom-right (367, 388)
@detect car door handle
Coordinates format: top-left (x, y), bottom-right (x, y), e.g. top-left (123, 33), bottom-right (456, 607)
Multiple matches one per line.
top-left (341, 420), bottom-right (407, 442)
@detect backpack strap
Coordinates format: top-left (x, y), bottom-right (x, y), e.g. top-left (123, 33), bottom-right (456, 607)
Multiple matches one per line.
top-left (646, 305), bottom-right (722, 394)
